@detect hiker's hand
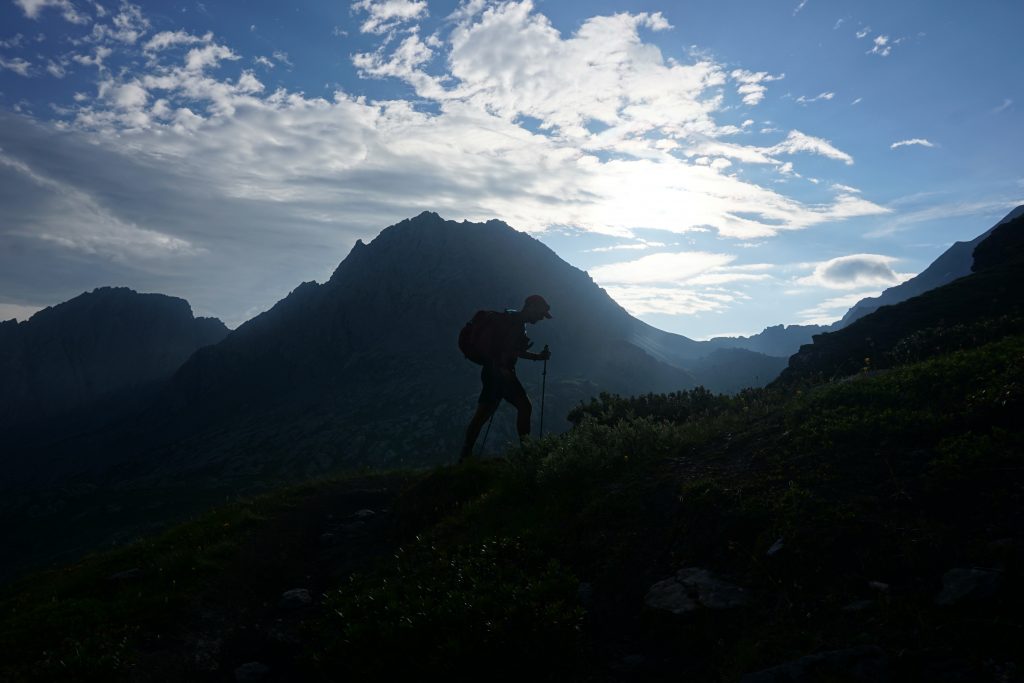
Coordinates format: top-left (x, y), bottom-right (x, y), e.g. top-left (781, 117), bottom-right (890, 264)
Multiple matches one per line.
top-left (539, 347), bottom-right (551, 361)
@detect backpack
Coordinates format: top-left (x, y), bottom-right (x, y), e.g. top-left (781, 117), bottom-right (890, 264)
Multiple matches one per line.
top-left (458, 310), bottom-right (507, 365)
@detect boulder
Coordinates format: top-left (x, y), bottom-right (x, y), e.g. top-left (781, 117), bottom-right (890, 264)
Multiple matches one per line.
top-left (644, 567), bottom-right (747, 615)
top-left (279, 588), bottom-right (313, 609)
top-left (935, 567), bottom-right (1001, 606)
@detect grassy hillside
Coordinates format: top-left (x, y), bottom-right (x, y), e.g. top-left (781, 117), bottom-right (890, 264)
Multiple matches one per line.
top-left (3, 319), bottom-right (1021, 680)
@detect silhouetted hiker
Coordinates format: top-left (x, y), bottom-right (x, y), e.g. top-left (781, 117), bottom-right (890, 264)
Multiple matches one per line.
top-left (458, 295), bottom-right (553, 462)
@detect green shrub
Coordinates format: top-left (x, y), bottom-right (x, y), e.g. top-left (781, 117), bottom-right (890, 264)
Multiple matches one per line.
top-left (314, 536), bottom-right (583, 680)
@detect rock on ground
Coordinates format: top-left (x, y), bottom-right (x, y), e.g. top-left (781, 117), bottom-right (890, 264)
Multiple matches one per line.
top-left (644, 567), bottom-right (747, 615)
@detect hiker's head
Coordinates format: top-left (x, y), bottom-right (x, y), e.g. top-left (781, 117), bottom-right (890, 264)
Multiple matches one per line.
top-left (522, 295), bottom-right (553, 324)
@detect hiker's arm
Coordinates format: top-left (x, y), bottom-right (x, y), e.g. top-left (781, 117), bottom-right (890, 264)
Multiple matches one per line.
top-left (518, 348), bottom-right (551, 361)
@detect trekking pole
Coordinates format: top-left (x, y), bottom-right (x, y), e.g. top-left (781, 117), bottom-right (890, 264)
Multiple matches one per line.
top-left (539, 345), bottom-right (549, 438)
top-left (478, 412), bottom-right (496, 457)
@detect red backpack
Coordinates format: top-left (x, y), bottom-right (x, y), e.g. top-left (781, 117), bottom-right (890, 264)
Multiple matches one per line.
top-left (458, 310), bottom-right (508, 365)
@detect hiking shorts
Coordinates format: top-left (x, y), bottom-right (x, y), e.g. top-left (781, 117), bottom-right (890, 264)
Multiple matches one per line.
top-left (479, 364), bottom-right (529, 408)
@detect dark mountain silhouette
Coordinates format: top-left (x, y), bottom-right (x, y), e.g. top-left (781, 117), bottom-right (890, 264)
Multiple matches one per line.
top-left (838, 205), bottom-right (1024, 326)
top-left (142, 212), bottom-right (706, 470)
top-left (774, 211), bottom-right (1024, 385)
top-left (0, 286), bottom-right (228, 434)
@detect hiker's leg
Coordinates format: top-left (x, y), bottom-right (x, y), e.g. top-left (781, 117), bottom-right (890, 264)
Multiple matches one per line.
top-left (505, 374), bottom-right (532, 440)
top-left (461, 400), bottom-right (498, 460)
top-left (461, 364), bottom-right (501, 461)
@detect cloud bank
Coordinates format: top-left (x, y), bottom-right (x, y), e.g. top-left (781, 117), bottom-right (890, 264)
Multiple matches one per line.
top-left (0, 0), bottom-right (889, 324)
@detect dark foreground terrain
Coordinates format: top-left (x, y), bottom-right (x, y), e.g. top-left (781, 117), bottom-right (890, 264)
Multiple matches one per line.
top-left (2, 329), bottom-right (1021, 681)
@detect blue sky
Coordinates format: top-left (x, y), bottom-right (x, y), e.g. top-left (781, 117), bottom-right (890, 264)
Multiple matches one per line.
top-left (1, 0), bottom-right (1021, 338)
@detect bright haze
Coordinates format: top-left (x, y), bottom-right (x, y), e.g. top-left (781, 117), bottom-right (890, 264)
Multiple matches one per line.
top-left (0, 0), bottom-right (1021, 338)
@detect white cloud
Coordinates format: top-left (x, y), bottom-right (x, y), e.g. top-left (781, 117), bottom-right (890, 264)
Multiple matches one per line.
top-left (851, 97), bottom-right (862, 105)
top-left (585, 240), bottom-right (666, 253)
top-left (254, 56), bottom-right (274, 68)
top-left (46, 59), bottom-right (67, 77)
top-left (591, 251), bottom-right (736, 284)
top-left (793, 0), bottom-right (809, 15)
top-left (890, 138), bottom-right (934, 149)
top-left (272, 50), bottom-right (292, 67)
top-left (353, 33), bottom-right (433, 80)
top-left (351, 0), bottom-right (428, 35)
top-left (868, 34), bottom-right (891, 56)
top-left (144, 30), bottom-right (211, 52)
top-left (89, 2), bottom-right (149, 44)
top-left (795, 91), bottom-right (834, 104)
top-left (588, 251), bottom-right (774, 315)
top-left (0, 34), bottom-right (25, 49)
top-left (184, 43), bottom-right (239, 71)
top-left (72, 45), bottom-right (112, 69)
top-left (0, 56), bottom-right (33, 77)
top-left (730, 69), bottom-right (784, 106)
top-left (603, 285), bottom-right (742, 316)
top-left (13, 0), bottom-right (88, 23)
top-left (855, 26), bottom-right (871, 39)
top-left (768, 130), bottom-right (853, 165)
top-left (797, 253), bottom-right (912, 290)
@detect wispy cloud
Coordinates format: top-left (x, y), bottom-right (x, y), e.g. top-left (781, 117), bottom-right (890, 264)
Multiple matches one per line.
top-left (13, 0), bottom-right (88, 24)
top-left (351, 0), bottom-right (428, 35)
top-left (890, 138), bottom-right (934, 149)
top-left (585, 240), bottom-right (666, 253)
top-left (0, 56), bottom-right (34, 76)
top-left (864, 198), bottom-right (1024, 237)
top-left (589, 251), bottom-right (774, 316)
top-left (795, 91), bottom-right (835, 105)
top-left (793, 0), bottom-right (809, 15)
top-left (993, 98), bottom-right (1013, 114)
top-left (769, 130), bottom-right (853, 165)
top-left (591, 251), bottom-right (737, 284)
